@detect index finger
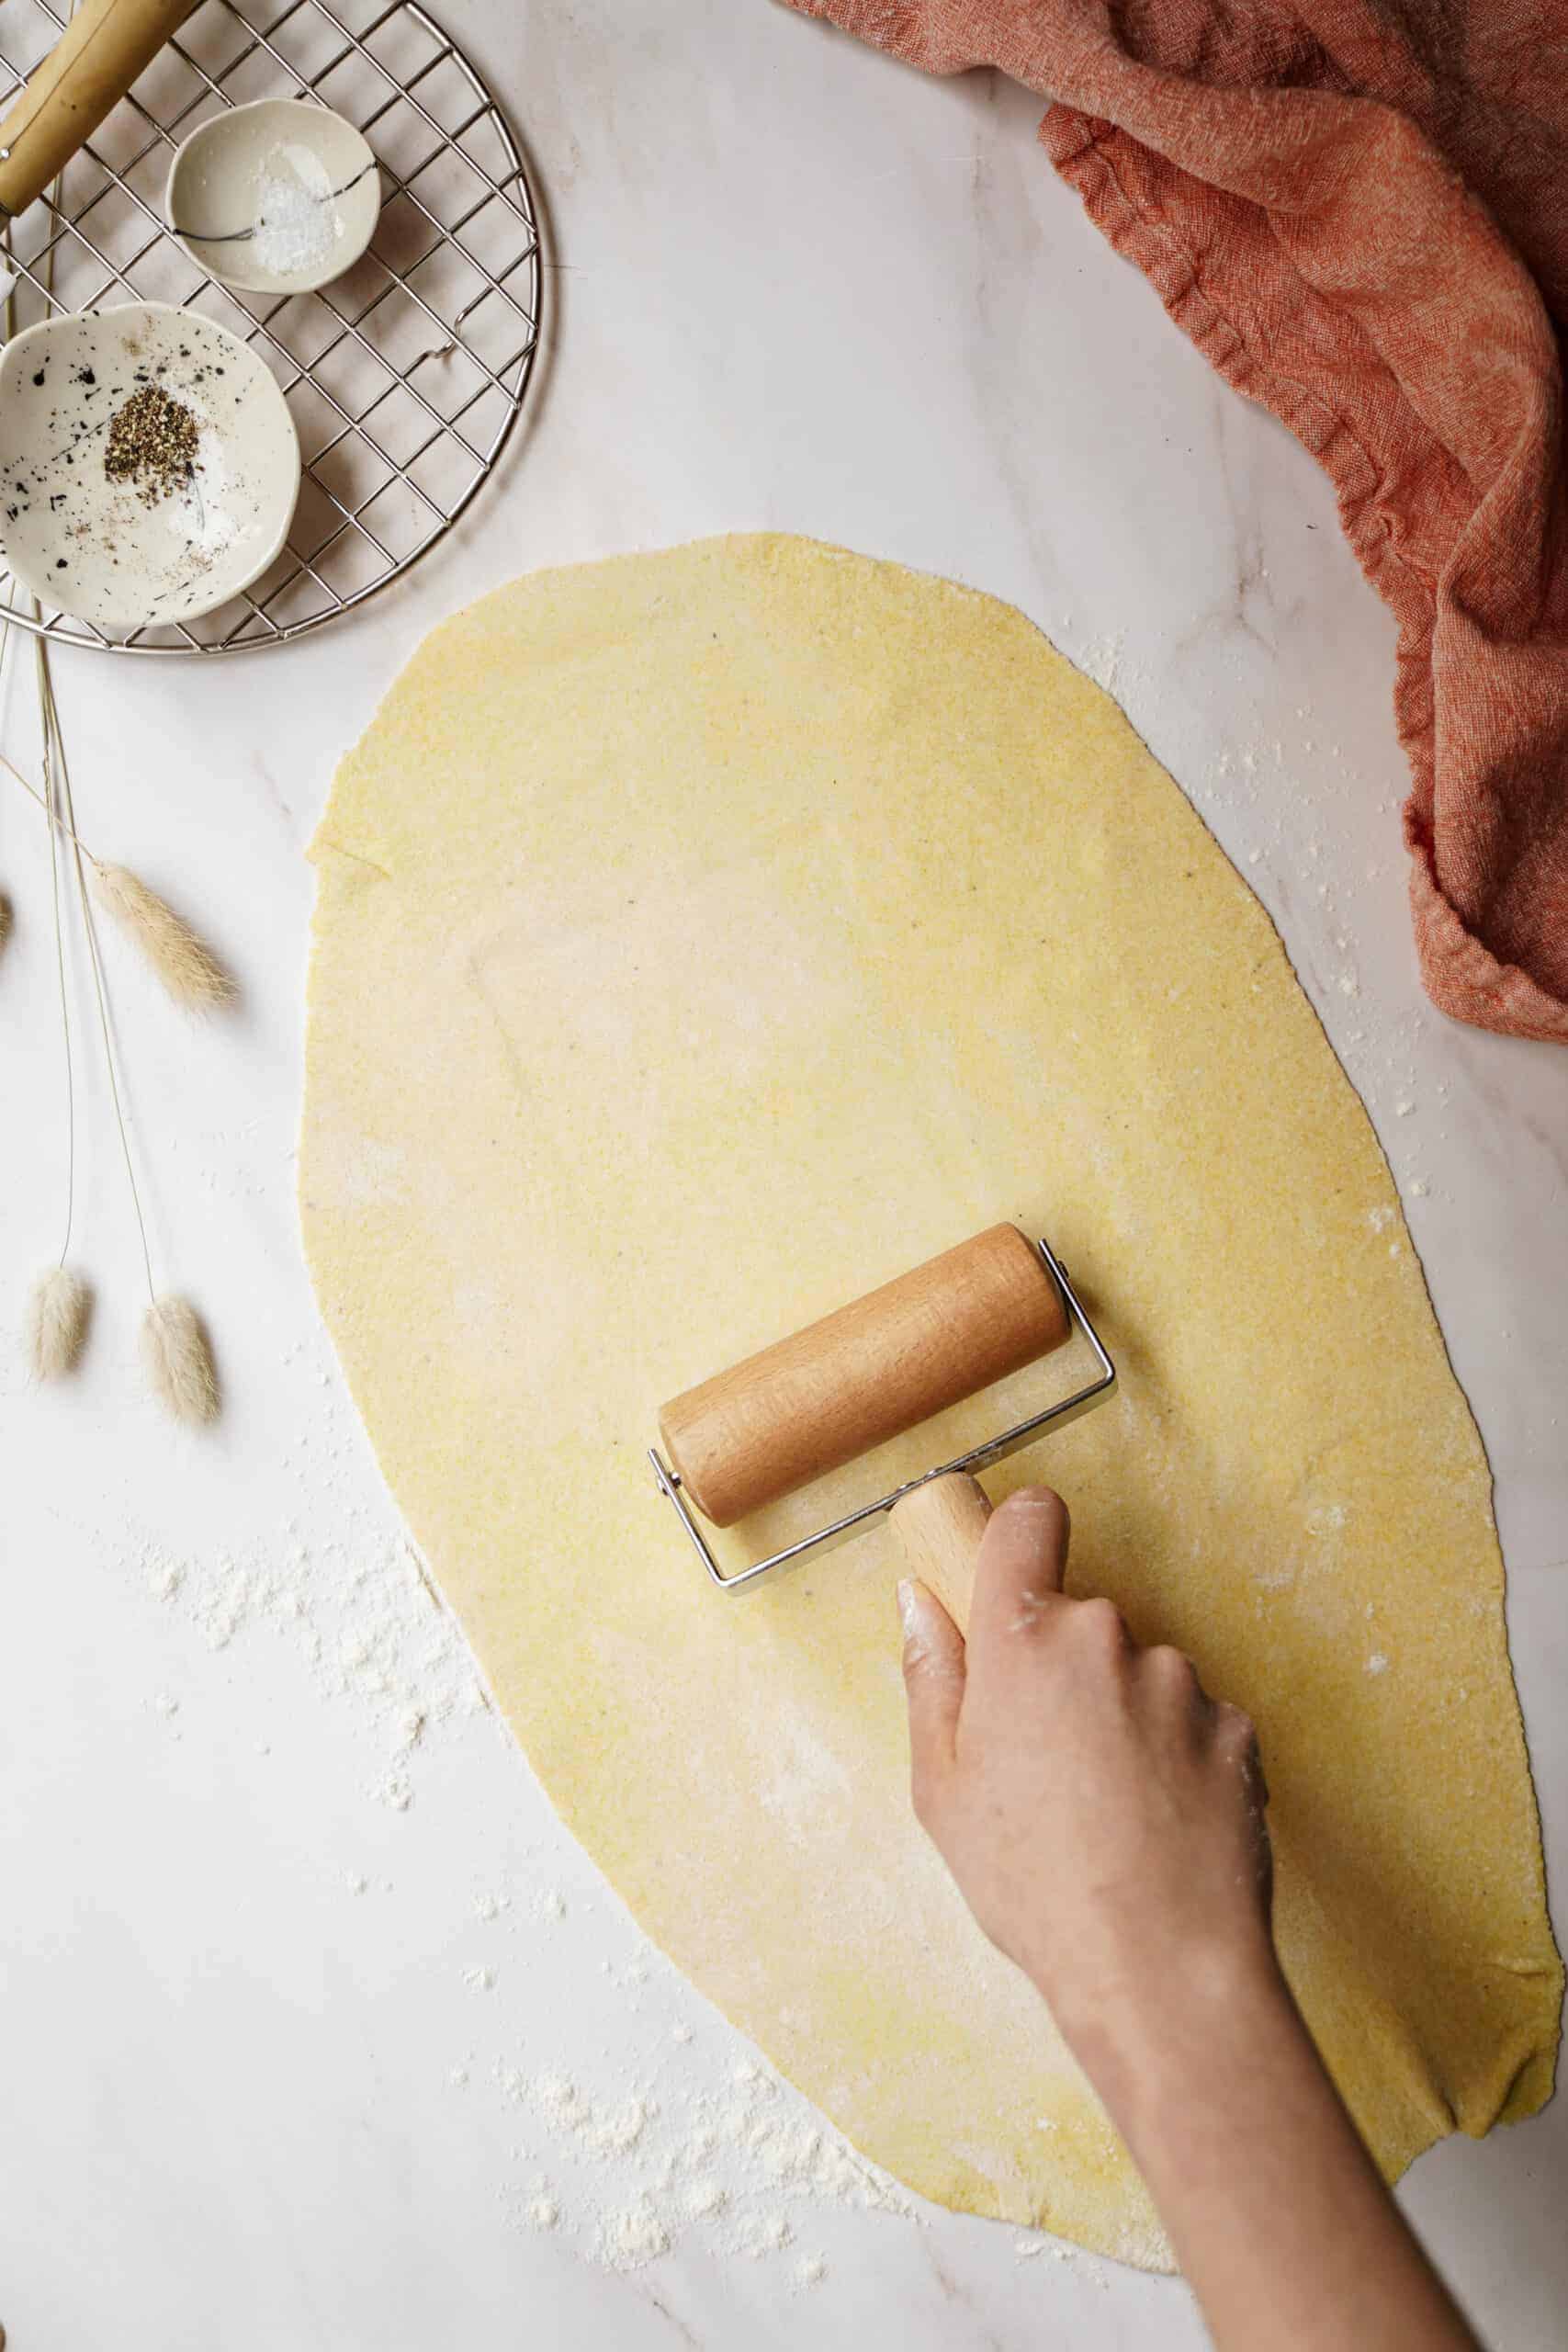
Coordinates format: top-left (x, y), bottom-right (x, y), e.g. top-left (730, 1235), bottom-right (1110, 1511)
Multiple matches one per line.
top-left (964, 1486), bottom-right (1071, 1660)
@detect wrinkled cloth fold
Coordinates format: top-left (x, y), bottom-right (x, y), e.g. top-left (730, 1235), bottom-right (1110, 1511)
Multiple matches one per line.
top-left (784, 0), bottom-right (1568, 1042)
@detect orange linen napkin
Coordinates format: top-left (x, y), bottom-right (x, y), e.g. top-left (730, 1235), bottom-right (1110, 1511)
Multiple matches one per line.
top-left (784, 0), bottom-right (1568, 1043)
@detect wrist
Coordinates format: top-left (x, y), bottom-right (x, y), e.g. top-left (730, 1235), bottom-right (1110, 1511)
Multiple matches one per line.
top-left (1044, 1940), bottom-right (1304, 2165)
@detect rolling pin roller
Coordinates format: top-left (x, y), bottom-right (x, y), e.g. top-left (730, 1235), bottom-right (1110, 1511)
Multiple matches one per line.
top-left (651, 1225), bottom-right (1117, 1630)
top-left (0, 0), bottom-right (197, 221)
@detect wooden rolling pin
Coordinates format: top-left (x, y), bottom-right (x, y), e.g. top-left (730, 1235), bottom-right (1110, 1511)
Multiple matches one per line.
top-left (0, 0), bottom-right (197, 220)
top-left (658, 1224), bottom-right (1070, 1628)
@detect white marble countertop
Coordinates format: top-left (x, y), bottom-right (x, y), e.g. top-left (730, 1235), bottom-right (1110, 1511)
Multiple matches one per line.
top-left (3, 4), bottom-right (1564, 2346)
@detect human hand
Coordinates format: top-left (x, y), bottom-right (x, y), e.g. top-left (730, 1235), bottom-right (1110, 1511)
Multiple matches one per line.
top-left (897, 1487), bottom-right (1278, 2113)
top-left (898, 1487), bottom-right (1485, 2352)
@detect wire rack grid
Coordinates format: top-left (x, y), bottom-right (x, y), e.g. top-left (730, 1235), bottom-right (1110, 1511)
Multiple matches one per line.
top-left (0, 0), bottom-right (542, 654)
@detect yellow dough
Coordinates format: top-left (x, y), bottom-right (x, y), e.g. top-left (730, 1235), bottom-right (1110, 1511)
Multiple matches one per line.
top-left (300, 536), bottom-right (1562, 2269)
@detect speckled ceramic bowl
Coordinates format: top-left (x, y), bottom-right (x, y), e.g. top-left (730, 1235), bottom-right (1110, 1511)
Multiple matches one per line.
top-left (0, 302), bottom-right (300, 630)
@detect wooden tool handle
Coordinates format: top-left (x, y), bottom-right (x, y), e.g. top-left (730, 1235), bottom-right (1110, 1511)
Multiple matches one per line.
top-left (0, 0), bottom-right (197, 219)
top-left (660, 1224), bottom-right (1068, 1528)
top-left (890, 1473), bottom-right (991, 1634)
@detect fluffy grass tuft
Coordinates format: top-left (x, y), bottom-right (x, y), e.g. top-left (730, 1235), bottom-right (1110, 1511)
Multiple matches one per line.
top-left (142, 1295), bottom-right (220, 1424)
top-left (26, 1264), bottom-right (91, 1377)
top-left (91, 862), bottom-right (234, 1012)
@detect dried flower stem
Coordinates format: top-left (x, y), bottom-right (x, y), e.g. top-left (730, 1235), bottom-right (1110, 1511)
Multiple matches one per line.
top-left (35, 631), bottom-right (157, 1303)
top-left (3, 230), bottom-right (82, 1280)
top-left (0, 622), bottom-right (81, 1268)
top-left (0, 741), bottom-right (89, 845)
top-left (11, 77), bottom-right (105, 1392)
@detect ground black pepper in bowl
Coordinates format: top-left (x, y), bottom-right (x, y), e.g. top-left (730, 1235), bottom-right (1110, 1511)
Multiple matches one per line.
top-left (103, 385), bottom-right (199, 505)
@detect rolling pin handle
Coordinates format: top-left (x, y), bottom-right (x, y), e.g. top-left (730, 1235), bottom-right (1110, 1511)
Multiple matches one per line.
top-left (889, 1471), bottom-right (993, 1636)
top-left (0, 0), bottom-right (198, 220)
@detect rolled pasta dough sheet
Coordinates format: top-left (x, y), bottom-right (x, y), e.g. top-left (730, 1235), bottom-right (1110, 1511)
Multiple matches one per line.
top-left (300, 536), bottom-right (1562, 2268)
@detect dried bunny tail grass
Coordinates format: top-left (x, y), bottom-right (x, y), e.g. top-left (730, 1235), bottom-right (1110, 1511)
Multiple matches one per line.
top-left (142, 1295), bottom-right (220, 1425)
top-left (26, 1264), bottom-right (91, 1378)
top-left (90, 861), bottom-right (234, 1012)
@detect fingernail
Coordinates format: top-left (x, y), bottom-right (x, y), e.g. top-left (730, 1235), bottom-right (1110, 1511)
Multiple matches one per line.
top-left (1001, 1487), bottom-right (1056, 1513)
top-left (897, 1578), bottom-right (921, 1641)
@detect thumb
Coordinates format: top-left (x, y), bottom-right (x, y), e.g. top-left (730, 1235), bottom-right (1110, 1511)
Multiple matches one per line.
top-left (897, 1577), bottom-right (965, 1819)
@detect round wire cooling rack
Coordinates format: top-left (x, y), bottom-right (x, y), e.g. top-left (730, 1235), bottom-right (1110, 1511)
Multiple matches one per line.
top-left (0, 0), bottom-right (542, 654)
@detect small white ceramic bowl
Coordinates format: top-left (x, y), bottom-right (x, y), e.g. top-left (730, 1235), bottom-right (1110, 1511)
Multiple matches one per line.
top-left (167, 98), bottom-right (381, 298)
top-left (0, 302), bottom-right (300, 630)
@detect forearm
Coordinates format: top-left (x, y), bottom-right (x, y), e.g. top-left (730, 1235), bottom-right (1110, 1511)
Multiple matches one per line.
top-left (1078, 1963), bottom-right (1482, 2352)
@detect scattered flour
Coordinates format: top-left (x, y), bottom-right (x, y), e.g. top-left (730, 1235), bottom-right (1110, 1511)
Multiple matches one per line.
top-left (1079, 628), bottom-right (1124, 694)
top-left (586, 2099), bottom-right (653, 2158)
top-left (486, 2041), bottom-right (908, 2281)
top-left (737, 2211), bottom-right (793, 2258)
top-left (114, 1375), bottom-right (992, 2295)
top-left (133, 1500), bottom-right (484, 1820)
top-left (533, 2075), bottom-right (581, 2127)
top-left (1367, 1654), bottom-right (1391, 1677)
top-left (602, 2200), bottom-right (671, 2270)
